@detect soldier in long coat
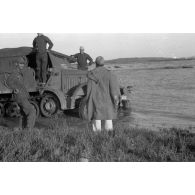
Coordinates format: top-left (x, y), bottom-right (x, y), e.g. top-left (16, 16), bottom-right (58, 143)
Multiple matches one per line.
top-left (86, 56), bottom-right (121, 131)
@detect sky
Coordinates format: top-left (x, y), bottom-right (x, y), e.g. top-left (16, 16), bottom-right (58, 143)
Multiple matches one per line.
top-left (0, 33), bottom-right (195, 60)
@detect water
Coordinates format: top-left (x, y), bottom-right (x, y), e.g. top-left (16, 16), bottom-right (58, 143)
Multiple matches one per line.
top-left (113, 60), bottom-right (195, 130)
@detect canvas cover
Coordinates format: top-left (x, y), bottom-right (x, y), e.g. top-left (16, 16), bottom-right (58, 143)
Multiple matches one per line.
top-left (0, 47), bottom-right (71, 94)
top-left (48, 52), bottom-right (71, 69)
top-left (0, 47), bottom-right (71, 73)
top-left (0, 47), bottom-right (33, 74)
top-left (0, 47), bottom-right (33, 58)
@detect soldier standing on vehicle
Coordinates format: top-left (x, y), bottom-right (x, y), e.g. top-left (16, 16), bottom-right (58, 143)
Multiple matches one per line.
top-left (71, 46), bottom-right (93, 70)
top-left (85, 56), bottom-right (121, 132)
top-left (33, 33), bottom-right (53, 85)
top-left (6, 57), bottom-right (36, 130)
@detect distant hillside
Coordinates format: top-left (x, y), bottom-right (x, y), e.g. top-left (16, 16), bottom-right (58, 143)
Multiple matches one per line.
top-left (105, 57), bottom-right (195, 64)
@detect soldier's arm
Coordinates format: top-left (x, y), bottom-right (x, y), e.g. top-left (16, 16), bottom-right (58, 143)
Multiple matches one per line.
top-left (72, 54), bottom-right (78, 58)
top-left (67, 54), bottom-right (78, 64)
top-left (6, 74), bottom-right (21, 92)
top-left (109, 73), bottom-right (121, 107)
top-left (86, 54), bottom-right (93, 66)
top-left (44, 36), bottom-right (54, 50)
top-left (70, 54), bottom-right (78, 61)
top-left (87, 71), bottom-right (99, 84)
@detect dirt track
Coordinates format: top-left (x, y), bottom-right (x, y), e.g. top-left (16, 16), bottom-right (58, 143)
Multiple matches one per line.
top-left (0, 109), bottom-right (132, 130)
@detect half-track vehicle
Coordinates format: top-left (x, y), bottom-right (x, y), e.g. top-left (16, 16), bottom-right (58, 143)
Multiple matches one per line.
top-left (0, 47), bottom-right (131, 118)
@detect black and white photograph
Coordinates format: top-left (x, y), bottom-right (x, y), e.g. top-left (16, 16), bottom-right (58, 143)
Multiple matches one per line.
top-left (0, 0), bottom-right (195, 195)
top-left (1, 33), bottom-right (195, 162)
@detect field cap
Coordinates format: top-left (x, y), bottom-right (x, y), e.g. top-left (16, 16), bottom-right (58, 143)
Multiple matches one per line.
top-left (95, 56), bottom-right (104, 66)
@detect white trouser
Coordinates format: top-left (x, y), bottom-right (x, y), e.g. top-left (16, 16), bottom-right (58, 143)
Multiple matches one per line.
top-left (92, 120), bottom-right (113, 131)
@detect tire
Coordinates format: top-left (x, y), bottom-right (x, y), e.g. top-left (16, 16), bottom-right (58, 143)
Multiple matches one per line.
top-left (40, 93), bottom-right (60, 118)
top-left (79, 97), bottom-right (88, 120)
top-left (30, 100), bottom-right (40, 118)
top-left (5, 102), bottom-right (21, 118)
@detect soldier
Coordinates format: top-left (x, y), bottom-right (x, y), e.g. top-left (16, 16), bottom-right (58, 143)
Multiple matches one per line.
top-left (33, 33), bottom-right (53, 85)
top-left (71, 46), bottom-right (93, 70)
top-left (85, 56), bottom-right (121, 132)
top-left (6, 57), bottom-right (36, 130)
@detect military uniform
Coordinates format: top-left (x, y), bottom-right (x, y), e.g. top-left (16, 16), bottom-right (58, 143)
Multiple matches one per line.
top-left (86, 65), bottom-right (120, 131)
top-left (6, 67), bottom-right (36, 130)
top-left (33, 35), bottom-right (53, 83)
top-left (86, 66), bottom-right (120, 120)
top-left (72, 53), bottom-right (93, 70)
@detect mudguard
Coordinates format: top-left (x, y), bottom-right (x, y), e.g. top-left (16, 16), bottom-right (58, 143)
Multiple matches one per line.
top-left (68, 83), bottom-right (87, 109)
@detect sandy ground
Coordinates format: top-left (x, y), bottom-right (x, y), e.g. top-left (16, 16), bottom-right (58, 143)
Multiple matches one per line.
top-left (0, 109), bottom-right (133, 131)
top-left (1, 108), bottom-right (194, 132)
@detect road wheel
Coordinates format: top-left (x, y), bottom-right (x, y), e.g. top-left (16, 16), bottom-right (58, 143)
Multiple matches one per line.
top-left (5, 102), bottom-right (21, 118)
top-left (0, 103), bottom-right (5, 117)
top-left (30, 100), bottom-right (40, 118)
top-left (79, 97), bottom-right (88, 120)
top-left (40, 93), bottom-right (59, 118)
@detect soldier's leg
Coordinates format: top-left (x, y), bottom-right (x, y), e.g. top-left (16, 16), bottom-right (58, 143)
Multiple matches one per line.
top-left (41, 53), bottom-right (48, 84)
top-left (92, 120), bottom-right (101, 131)
top-left (19, 109), bottom-right (26, 129)
top-left (104, 120), bottom-right (113, 131)
top-left (26, 105), bottom-right (36, 130)
top-left (21, 100), bottom-right (36, 130)
top-left (36, 54), bottom-right (42, 82)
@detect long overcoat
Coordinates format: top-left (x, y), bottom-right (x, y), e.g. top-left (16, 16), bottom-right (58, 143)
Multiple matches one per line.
top-left (86, 66), bottom-right (120, 120)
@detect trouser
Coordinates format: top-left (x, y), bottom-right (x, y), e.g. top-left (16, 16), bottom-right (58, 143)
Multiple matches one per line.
top-left (36, 52), bottom-right (48, 83)
top-left (92, 120), bottom-right (113, 131)
top-left (78, 66), bottom-right (88, 71)
top-left (18, 99), bottom-right (36, 130)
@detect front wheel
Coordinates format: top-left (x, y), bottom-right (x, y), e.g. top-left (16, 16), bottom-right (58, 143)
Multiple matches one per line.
top-left (5, 102), bottom-right (21, 118)
top-left (79, 97), bottom-right (88, 120)
top-left (40, 93), bottom-right (60, 118)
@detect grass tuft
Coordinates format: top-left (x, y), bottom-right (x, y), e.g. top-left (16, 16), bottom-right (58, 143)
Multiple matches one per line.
top-left (0, 121), bottom-right (195, 162)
